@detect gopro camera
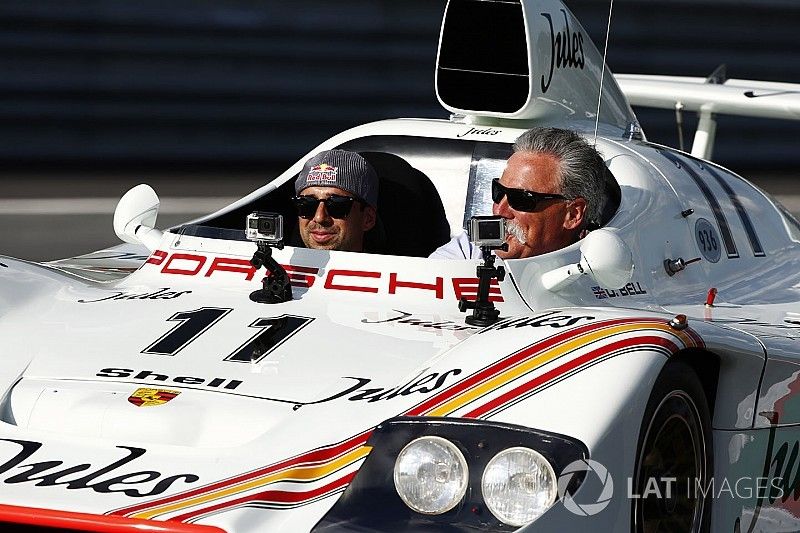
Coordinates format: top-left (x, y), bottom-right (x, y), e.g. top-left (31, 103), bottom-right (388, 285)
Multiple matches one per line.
top-left (468, 215), bottom-right (507, 248)
top-left (246, 211), bottom-right (284, 245)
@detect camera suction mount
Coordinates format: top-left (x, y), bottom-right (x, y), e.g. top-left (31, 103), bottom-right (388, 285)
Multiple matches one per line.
top-left (249, 241), bottom-right (292, 304)
top-left (246, 211), bottom-right (291, 304)
top-left (459, 243), bottom-right (507, 327)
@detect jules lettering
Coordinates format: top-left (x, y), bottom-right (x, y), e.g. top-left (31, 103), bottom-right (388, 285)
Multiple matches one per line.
top-left (81, 251), bottom-right (151, 261)
top-left (479, 311), bottom-right (595, 334)
top-left (0, 439), bottom-right (198, 497)
top-left (362, 310), bottom-right (479, 332)
top-left (308, 368), bottom-right (462, 405)
top-left (79, 287), bottom-right (192, 303)
top-left (457, 127), bottom-right (500, 138)
top-left (734, 417), bottom-right (800, 533)
top-left (540, 9), bottom-right (585, 93)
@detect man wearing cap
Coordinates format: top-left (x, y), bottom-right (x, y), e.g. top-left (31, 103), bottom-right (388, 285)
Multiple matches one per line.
top-left (293, 149), bottom-right (379, 252)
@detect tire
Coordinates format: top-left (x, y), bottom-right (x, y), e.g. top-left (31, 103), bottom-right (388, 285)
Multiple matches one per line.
top-left (631, 359), bottom-right (713, 533)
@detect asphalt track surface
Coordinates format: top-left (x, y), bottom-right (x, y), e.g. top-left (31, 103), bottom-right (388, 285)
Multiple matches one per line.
top-left (1, 172), bottom-right (798, 262)
top-left (0, 173), bottom-right (265, 262)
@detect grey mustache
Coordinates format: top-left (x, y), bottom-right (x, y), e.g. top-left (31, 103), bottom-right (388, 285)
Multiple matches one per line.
top-left (507, 221), bottom-right (527, 245)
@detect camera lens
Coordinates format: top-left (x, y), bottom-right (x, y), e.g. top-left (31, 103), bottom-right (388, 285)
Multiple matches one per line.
top-left (479, 221), bottom-right (501, 240)
top-left (258, 219), bottom-right (275, 234)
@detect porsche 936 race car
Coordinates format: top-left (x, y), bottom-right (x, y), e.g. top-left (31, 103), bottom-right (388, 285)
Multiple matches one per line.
top-left (2, 0), bottom-right (800, 532)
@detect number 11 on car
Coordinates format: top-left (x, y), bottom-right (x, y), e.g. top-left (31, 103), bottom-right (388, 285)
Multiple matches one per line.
top-left (142, 307), bottom-right (314, 363)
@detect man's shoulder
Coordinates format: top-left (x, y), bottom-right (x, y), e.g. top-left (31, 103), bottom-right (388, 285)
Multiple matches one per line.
top-left (429, 232), bottom-right (481, 260)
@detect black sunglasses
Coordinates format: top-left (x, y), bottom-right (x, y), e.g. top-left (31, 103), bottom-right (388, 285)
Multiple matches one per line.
top-left (491, 178), bottom-right (569, 212)
top-left (292, 194), bottom-right (358, 219)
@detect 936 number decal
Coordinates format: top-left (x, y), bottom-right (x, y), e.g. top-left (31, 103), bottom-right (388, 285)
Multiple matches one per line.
top-left (695, 218), bottom-right (721, 263)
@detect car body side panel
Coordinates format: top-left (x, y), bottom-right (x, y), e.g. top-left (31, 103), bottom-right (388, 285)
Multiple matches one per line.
top-left (712, 426), bottom-right (800, 533)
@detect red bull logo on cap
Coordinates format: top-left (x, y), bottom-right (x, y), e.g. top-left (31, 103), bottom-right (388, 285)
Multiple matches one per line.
top-left (307, 163), bottom-right (338, 184)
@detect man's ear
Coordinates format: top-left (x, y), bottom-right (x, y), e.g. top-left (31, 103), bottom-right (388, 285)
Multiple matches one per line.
top-left (361, 205), bottom-right (377, 231)
top-left (563, 197), bottom-right (587, 231)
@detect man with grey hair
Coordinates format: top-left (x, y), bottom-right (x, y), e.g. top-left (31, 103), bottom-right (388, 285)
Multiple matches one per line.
top-left (430, 127), bottom-right (608, 260)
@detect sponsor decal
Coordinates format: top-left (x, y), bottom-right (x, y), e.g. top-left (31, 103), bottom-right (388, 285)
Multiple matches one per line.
top-left (744, 90), bottom-right (798, 99)
top-left (78, 287), bottom-right (192, 303)
top-left (540, 9), bottom-right (585, 93)
top-left (77, 266), bottom-right (139, 274)
top-left (80, 251), bottom-right (151, 261)
top-left (0, 439), bottom-right (198, 497)
top-left (307, 163), bottom-right (338, 184)
top-left (591, 282), bottom-right (648, 300)
top-left (308, 369), bottom-right (463, 406)
top-left (111, 318), bottom-right (703, 521)
top-left (695, 218), bottom-right (722, 263)
top-left (361, 309), bottom-right (479, 332)
top-left (478, 310), bottom-right (595, 334)
top-left (734, 420), bottom-right (800, 533)
top-left (456, 127), bottom-right (500, 138)
top-left (96, 368), bottom-right (243, 391)
top-left (591, 286), bottom-right (607, 299)
top-left (705, 317), bottom-right (800, 340)
top-left (109, 432), bottom-right (370, 520)
top-left (127, 388), bottom-right (180, 407)
top-left (145, 250), bottom-right (503, 302)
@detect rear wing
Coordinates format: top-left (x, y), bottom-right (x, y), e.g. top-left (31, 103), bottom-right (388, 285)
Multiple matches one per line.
top-left (615, 74), bottom-right (800, 159)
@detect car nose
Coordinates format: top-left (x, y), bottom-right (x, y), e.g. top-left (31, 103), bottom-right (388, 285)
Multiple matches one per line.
top-left (492, 195), bottom-right (513, 219)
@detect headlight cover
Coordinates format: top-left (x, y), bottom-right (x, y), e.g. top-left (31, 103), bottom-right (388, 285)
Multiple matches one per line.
top-left (481, 447), bottom-right (558, 526)
top-left (312, 417), bottom-right (588, 533)
top-left (394, 436), bottom-right (469, 514)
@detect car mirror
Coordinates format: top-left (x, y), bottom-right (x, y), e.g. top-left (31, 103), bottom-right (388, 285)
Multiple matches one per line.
top-left (113, 184), bottom-right (163, 251)
top-left (541, 229), bottom-right (634, 292)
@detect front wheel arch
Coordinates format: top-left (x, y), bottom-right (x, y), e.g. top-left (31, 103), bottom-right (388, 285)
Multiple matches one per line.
top-left (671, 349), bottom-right (720, 421)
top-left (631, 357), bottom-right (714, 533)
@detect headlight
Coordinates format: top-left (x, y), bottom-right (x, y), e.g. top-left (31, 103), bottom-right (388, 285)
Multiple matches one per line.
top-left (313, 417), bottom-right (588, 533)
top-left (393, 436), bottom-right (468, 514)
top-left (481, 447), bottom-right (558, 526)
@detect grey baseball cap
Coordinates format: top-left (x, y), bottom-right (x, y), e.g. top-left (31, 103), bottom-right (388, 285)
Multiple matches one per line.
top-left (295, 149), bottom-right (379, 208)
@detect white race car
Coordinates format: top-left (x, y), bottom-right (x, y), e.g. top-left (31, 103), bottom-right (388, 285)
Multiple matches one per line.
top-left (2, 1), bottom-right (800, 532)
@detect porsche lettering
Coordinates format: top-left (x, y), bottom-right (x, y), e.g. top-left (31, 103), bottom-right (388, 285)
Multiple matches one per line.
top-left (146, 251), bottom-right (502, 302)
top-left (96, 368), bottom-right (242, 390)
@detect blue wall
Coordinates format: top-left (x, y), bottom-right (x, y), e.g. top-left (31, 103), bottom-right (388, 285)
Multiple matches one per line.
top-left (1, 0), bottom-right (797, 170)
